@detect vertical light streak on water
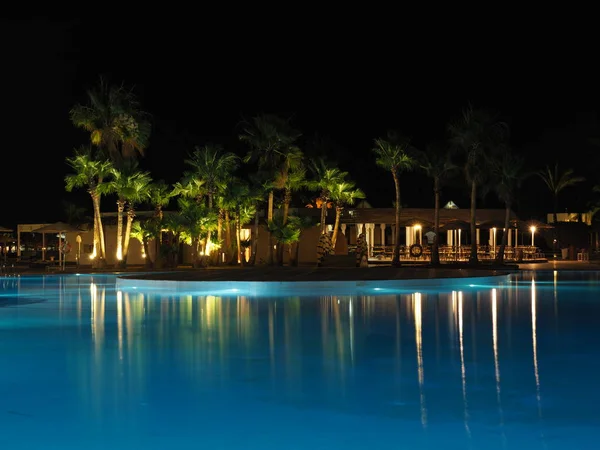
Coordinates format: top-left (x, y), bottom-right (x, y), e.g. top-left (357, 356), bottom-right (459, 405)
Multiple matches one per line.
top-left (531, 280), bottom-right (542, 414)
top-left (117, 290), bottom-right (123, 361)
top-left (413, 292), bottom-right (427, 428)
top-left (450, 291), bottom-right (457, 360)
top-left (77, 282), bottom-right (82, 326)
top-left (90, 282), bottom-right (97, 345)
top-left (124, 292), bottom-right (133, 354)
top-left (458, 291), bottom-right (471, 437)
top-left (553, 270), bottom-right (558, 319)
top-left (268, 303), bottom-right (275, 378)
top-left (492, 288), bottom-right (506, 445)
top-left (531, 279), bottom-right (547, 448)
top-left (349, 298), bottom-right (354, 366)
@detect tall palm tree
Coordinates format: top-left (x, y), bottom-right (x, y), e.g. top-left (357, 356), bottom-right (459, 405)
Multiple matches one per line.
top-left (491, 148), bottom-right (527, 263)
top-left (537, 163), bottom-right (585, 226)
top-left (308, 158), bottom-right (348, 235)
top-left (64, 146), bottom-right (113, 268)
top-left (415, 141), bottom-right (457, 266)
top-left (100, 162), bottom-right (145, 266)
top-left (329, 180), bottom-right (366, 249)
top-left (184, 144), bottom-right (239, 209)
top-left (70, 77), bottom-right (151, 168)
top-left (147, 180), bottom-right (172, 268)
top-left (122, 172), bottom-right (153, 266)
top-left (148, 180), bottom-right (172, 221)
top-left (448, 104), bottom-right (508, 264)
top-left (184, 144), bottom-right (239, 260)
top-left (177, 197), bottom-right (218, 267)
top-left (130, 219), bottom-right (154, 268)
top-left (240, 113), bottom-right (302, 264)
top-left (372, 137), bottom-right (415, 266)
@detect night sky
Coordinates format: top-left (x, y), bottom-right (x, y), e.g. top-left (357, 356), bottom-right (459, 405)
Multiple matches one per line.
top-left (2, 15), bottom-right (599, 230)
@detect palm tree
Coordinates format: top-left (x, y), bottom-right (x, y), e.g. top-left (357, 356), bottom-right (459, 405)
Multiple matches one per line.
top-left (64, 146), bottom-right (113, 268)
top-left (240, 113), bottom-right (303, 264)
top-left (122, 172), bottom-right (153, 266)
top-left (268, 215), bottom-right (302, 265)
top-left (183, 144), bottom-right (239, 261)
top-left (147, 180), bottom-right (172, 268)
top-left (308, 158), bottom-right (348, 235)
top-left (448, 104), bottom-right (508, 264)
top-left (148, 180), bottom-right (172, 221)
top-left (177, 197), bottom-right (218, 267)
top-left (100, 162), bottom-right (144, 266)
top-left (130, 219), bottom-right (154, 268)
top-left (415, 141), bottom-right (457, 265)
top-left (70, 77), bottom-right (151, 168)
top-left (329, 180), bottom-right (366, 249)
top-left (537, 163), bottom-right (585, 226)
top-left (184, 144), bottom-right (239, 209)
top-left (372, 137), bottom-right (416, 266)
top-left (491, 148), bottom-right (527, 263)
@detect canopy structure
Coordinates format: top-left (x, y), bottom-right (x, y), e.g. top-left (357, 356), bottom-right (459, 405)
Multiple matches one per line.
top-left (32, 222), bottom-right (85, 269)
top-left (478, 219), bottom-right (515, 230)
top-left (439, 219), bottom-right (470, 231)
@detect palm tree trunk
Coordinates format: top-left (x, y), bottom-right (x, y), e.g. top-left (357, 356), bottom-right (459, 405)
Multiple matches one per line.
top-left (332, 205), bottom-right (342, 249)
top-left (279, 189), bottom-right (292, 265)
top-left (122, 209), bottom-right (135, 267)
top-left (207, 193), bottom-right (213, 261)
top-left (268, 190), bottom-right (274, 265)
top-left (217, 209), bottom-right (223, 265)
top-left (92, 191), bottom-right (107, 268)
top-left (143, 238), bottom-right (152, 269)
top-left (249, 209), bottom-right (259, 266)
top-left (192, 237), bottom-right (201, 268)
top-left (392, 171), bottom-right (402, 267)
top-left (225, 211), bottom-right (232, 263)
top-left (320, 195), bottom-right (328, 234)
top-left (115, 199), bottom-right (125, 268)
top-left (283, 189), bottom-right (290, 224)
top-left (496, 202), bottom-right (511, 264)
top-left (469, 180), bottom-right (478, 264)
top-left (236, 210), bottom-right (243, 265)
top-left (431, 179), bottom-right (441, 266)
top-left (90, 193), bottom-right (100, 269)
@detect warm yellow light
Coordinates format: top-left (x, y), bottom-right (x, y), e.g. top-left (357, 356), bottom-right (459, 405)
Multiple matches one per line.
top-left (415, 224), bottom-right (422, 230)
top-left (530, 226), bottom-right (536, 233)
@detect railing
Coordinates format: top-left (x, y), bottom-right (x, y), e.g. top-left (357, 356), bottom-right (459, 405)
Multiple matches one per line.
top-left (350, 244), bottom-right (545, 262)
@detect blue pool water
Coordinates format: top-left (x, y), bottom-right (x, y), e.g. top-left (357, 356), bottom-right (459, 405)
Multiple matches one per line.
top-left (0, 271), bottom-right (599, 449)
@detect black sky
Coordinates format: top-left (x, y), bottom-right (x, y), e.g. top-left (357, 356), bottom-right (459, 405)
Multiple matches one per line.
top-left (2, 14), bottom-right (599, 229)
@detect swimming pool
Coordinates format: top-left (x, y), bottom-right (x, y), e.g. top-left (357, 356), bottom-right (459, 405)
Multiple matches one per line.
top-left (0, 271), bottom-right (598, 449)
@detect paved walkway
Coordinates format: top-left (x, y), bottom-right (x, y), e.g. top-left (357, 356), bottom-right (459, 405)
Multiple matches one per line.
top-left (4, 260), bottom-right (599, 282)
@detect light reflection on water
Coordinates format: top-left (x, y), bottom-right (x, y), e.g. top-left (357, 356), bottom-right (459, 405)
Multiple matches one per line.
top-left (0, 271), bottom-right (599, 449)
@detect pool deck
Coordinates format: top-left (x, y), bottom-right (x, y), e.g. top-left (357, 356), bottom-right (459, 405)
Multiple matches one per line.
top-left (4, 259), bottom-right (599, 281)
top-left (113, 260), bottom-right (600, 282)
